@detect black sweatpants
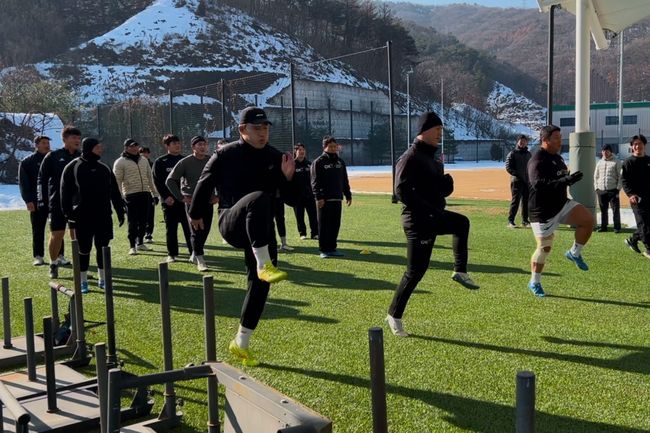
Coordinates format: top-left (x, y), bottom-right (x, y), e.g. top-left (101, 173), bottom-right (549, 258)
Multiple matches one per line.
top-left (75, 219), bottom-right (113, 273)
top-left (218, 191), bottom-right (277, 330)
top-left (187, 203), bottom-right (213, 256)
top-left (125, 192), bottom-right (150, 248)
top-left (508, 179), bottom-right (529, 224)
top-left (630, 203), bottom-right (650, 252)
top-left (162, 201), bottom-right (192, 257)
top-left (317, 200), bottom-right (342, 253)
top-left (274, 199), bottom-right (286, 238)
top-left (388, 210), bottom-right (470, 319)
top-left (145, 197), bottom-right (155, 237)
top-left (596, 189), bottom-right (621, 230)
top-left (30, 207), bottom-right (48, 258)
top-left (294, 196), bottom-right (318, 238)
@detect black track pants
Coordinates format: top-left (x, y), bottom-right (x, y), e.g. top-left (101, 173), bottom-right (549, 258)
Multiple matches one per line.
top-left (294, 197), bottom-right (318, 238)
top-left (317, 200), bottom-right (342, 252)
top-left (162, 201), bottom-right (192, 257)
top-left (125, 192), bottom-right (150, 248)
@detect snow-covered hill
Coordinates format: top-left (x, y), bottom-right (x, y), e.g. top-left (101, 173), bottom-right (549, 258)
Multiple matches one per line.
top-left (487, 82), bottom-right (546, 137)
top-left (33, 0), bottom-right (374, 103)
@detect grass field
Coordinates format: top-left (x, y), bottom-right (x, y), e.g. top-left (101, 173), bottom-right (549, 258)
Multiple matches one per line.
top-left (1, 195), bottom-right (649, 432)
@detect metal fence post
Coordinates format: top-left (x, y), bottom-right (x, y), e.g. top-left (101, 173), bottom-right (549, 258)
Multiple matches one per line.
top-left (2, 277), bottom-right (11, 349)
top-left (305, 96), bottom-right (309, 142)
top-left (128, 98), bottom-right (134, 137)
top-left (349, 99), bottom-right (354, 165)
top-left (102, 246), bottom-right (117, 365)
top-left (43, 317), bottom-right (58, 413)
top-left (290, 63), bottom-right (296, 147)
top-left (327, 98), bottom-right (332, 135)
top-left (203, 275), bottom-right (220, 433)
top-left (24, 298), bottom-right (36, 381)
top-left (221, 79), bottom-right (226, 140)
top-left (516, 371), bottom-right (536, 433)
top-left (158, 262), bottom-right (176, 420)
top-left (386, 41), bottom-right (397, 203)
top-left (169, 90), bottom-right (174, 134)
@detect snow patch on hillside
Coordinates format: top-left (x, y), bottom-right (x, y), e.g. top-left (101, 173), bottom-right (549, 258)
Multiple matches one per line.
top-left (487, 82), bottom-right (546, 135)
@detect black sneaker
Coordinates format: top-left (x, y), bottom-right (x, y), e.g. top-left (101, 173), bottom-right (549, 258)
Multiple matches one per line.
top-left (625, 238), bottom-right (641, 254)
top-left (49, 263), bottom-right (58, 279)
top-left (597, 227), bottom-right (608, 232)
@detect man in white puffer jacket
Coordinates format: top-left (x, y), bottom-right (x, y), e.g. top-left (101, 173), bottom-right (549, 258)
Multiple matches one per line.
top-left (113, 138), bottom-right (159, 254)
top-left (594, 144), bottom-right (622, 233)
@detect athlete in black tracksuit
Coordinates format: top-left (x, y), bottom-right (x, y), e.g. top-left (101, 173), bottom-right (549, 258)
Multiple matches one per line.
top-left (293, 154), bottom-right (318, 239)
top-left (152, 146), bottom-right (192, 259)
top-left (622, 135), bottom-right (650, 255)
top-left (387, 112), bottom-right (478, 335)
top-left (311, 137), bottom-right (351, 255)
top-left (19, 141), bottom-right (50, 263)
top-left (189, 107), bottom-right (297, 365)
top-left (505, 136), bottom-right (531, 226)
top-left (61, 138), bottom-right (125, 290)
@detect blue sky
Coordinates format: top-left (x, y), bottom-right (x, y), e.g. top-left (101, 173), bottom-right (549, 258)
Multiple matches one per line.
top-left (390, 0), bottom-right (537, 7)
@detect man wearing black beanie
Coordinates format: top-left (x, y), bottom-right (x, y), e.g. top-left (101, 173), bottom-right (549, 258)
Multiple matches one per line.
top-left (386, 111), bottom-right (479, 337)
top-left (61, 138), bottom-right (125, 293)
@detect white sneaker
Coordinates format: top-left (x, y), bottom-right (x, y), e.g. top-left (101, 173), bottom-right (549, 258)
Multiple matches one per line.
top-left (136, 244), bottom-right (151, 251)
top-left (145, 236), bottom-right (153, 244)
top-left (189, 252), bottom-right (196, 264)
top-left (166, 256), bottom-right (177, 263)
top-left (33, 256), bottom-right (45, 266)
top-left (57, 255), bottom-right (71, 266)
top-left (385, 315), bottom-right (409, 337)
top-left (278, 244), bottom-right (294, 252)
top-left (196, 255), bottom-right (208, 272)
top-left (128, 248), bottom-right (138, 256)
top-left (451, 272), bottom-right (480, 290)
top-left (300, 235), bottom-right (308, 240)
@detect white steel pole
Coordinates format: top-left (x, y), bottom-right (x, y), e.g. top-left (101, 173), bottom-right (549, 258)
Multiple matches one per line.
top-left (575, 0), bottom-right (591, 133)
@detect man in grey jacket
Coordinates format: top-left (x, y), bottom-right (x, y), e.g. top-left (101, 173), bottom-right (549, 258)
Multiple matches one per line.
top-left (594, 144), bottom-right (622, 233)
top-left (166, 136), bottom-right (216, 271)
top-left (505, 135), bottom-right (531, 228)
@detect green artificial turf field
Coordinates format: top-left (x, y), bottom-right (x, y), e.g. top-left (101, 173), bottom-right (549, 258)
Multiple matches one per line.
top-left (0, 195), bottom-right (648, 432)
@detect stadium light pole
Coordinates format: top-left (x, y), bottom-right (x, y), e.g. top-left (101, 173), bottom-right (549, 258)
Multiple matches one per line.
top-left (406, 68), bottom-right (413, 146)
top-left (617, 29), bottom-right (624, 147)
top-left (546, 4), bottom-right (558, 125)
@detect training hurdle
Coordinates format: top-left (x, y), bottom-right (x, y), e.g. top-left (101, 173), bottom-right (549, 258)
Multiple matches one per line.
top-left (0, 245), bottom-right (154, 432)
top-left (103, 272), bottom-right (332, 433)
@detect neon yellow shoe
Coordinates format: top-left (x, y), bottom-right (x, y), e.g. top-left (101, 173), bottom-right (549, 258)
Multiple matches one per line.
top-left (257, 262), bottom-right (288, 283)
top-left (229, 339), bottom-right (260, 367)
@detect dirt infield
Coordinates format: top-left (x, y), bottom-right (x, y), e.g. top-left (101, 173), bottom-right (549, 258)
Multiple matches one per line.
top-left (349, 169), bottom-right (513, 201)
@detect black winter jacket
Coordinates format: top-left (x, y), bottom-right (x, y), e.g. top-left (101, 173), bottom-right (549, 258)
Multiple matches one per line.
top-left (310, 152), bottom-right (351, 201)
top-left (38, 148), bottom-right (80, 211)
top-left (622, 155), bottom-right (650, 202)
top-left (527, 148), bottom-right (570, 222)
top-left (153, 153), bottom-right (185, 201)
top-left (294, 158), bottom-right (314, 199)
top-left (60, 154), bottom-right (125, 227)
top-left (505, 146), bottom-right (531, 182)
top-left (18, 151), bottom-right (46, 204)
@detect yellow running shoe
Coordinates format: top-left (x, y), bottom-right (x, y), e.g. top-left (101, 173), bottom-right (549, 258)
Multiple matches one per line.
top-left (229, 339), bottom-right (260, 367)
top-left (257, 262), bottom-right (288, 283)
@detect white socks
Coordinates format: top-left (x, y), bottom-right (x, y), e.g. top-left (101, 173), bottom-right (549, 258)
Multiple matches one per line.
top-left (235, 325), bottom-right (253, 349)
top-left (98, 268), bottom-right (105, 281)
top-left (80, 271), bottom-right (87, 283)
top-left (252, 246), bottom-right (271, 270)
top-left (530, 272), bottom-right (541, 284)
top-left (280, 236), bottom-right (287, 246)
top-left (570, 242), bottom-right (584, 257)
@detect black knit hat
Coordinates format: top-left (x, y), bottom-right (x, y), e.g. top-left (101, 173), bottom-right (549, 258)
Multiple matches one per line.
top-left (239, 107), bottom-right (272, 125)
top-left (82, 137), bottom-right (100, 155)
top-left (417, 111), bottom-right (443, 135)
top-left (190, 135), bottom-right (206, 146)
top-left (123, 138), bottom-right (138, 148)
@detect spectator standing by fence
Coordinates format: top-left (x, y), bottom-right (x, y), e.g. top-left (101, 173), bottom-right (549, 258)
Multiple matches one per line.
top-left (166, 136), bottom-right (215, 271)
top-left (594, 144), bottom-right (622, 233)
top-left (311, 136), bottom-right (351, 258)
top-left (19, 135), bottom-right (51, 266)
top-left (113, 138), bottom-right (158, 255)
top-left (505, 134), bottom-right (531, 228)
top-left (292, 143), bottom-right (318, 240)
top-left (153, 134), bottom-right (193, 263)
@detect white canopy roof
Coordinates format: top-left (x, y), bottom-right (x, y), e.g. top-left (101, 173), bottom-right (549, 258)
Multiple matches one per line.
top-left (537, 0), bottom-right (650, 49)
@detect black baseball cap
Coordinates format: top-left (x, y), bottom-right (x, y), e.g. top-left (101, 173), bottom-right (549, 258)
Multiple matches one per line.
top-left (602, 144), bottom-right (613, 151)
top-left (239, 107), bottom-right (272, 125)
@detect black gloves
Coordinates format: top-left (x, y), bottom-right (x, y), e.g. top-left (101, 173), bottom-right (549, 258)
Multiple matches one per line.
top-left (562, 171), bottom-right (583, 185)
top-left (153, 196), bottom-right (160, 206)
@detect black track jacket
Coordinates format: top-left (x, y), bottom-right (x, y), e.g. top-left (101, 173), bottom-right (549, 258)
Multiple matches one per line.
top-left (310, 152), bottom-right (351, 201)
top-left (527, 148), bottom-right (570, 222)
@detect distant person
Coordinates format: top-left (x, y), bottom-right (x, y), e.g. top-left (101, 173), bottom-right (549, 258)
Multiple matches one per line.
top-left (61, 138), bottom-right (125, 293)
top-left (113, 138), bottom-right (159, 255)
top-left (19, 135), bottom-right (52, 266)
top-left (526, 125), bottom-right (594, 297)
top-left (166, 136), bottom-right (215, 271)
top-left (386, 112), bottom-right (479, 337)
top-left (152, 134), bottom-right (193, 263)
top-left (139, 146), bottom-right (157, 243)
top-left (505, 134), bottom-right (531, 228)
top-left (593, 144), bottom-right (622, 233)
top-left (622, 134), bottom-right (650, 258)
top-left (292, 143), bottom-right (318, 240)
top-left (311, 136), bottom-right (351, 258)
top-left (189, 107), bottom-right (296, 367)
top-left (38, 126), bottom-right (81, 278)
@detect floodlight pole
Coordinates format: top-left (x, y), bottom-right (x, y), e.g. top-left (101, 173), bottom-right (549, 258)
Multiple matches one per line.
top-left (387, 41), bottom-right (397, 204)
top-left (547, 4), bottom-right (557, 124)
top-left (617, 29), bottom-right (624, 146)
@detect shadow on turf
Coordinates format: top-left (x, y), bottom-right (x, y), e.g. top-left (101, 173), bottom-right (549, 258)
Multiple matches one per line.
top-left (108, 265), bottom-right (339, 325)
top-left (546, 294), bottom-right (650, 309)
top-left (410, 334), bottom-right (650, 375)
top-left (262, 363), bottom-right (645, 433)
